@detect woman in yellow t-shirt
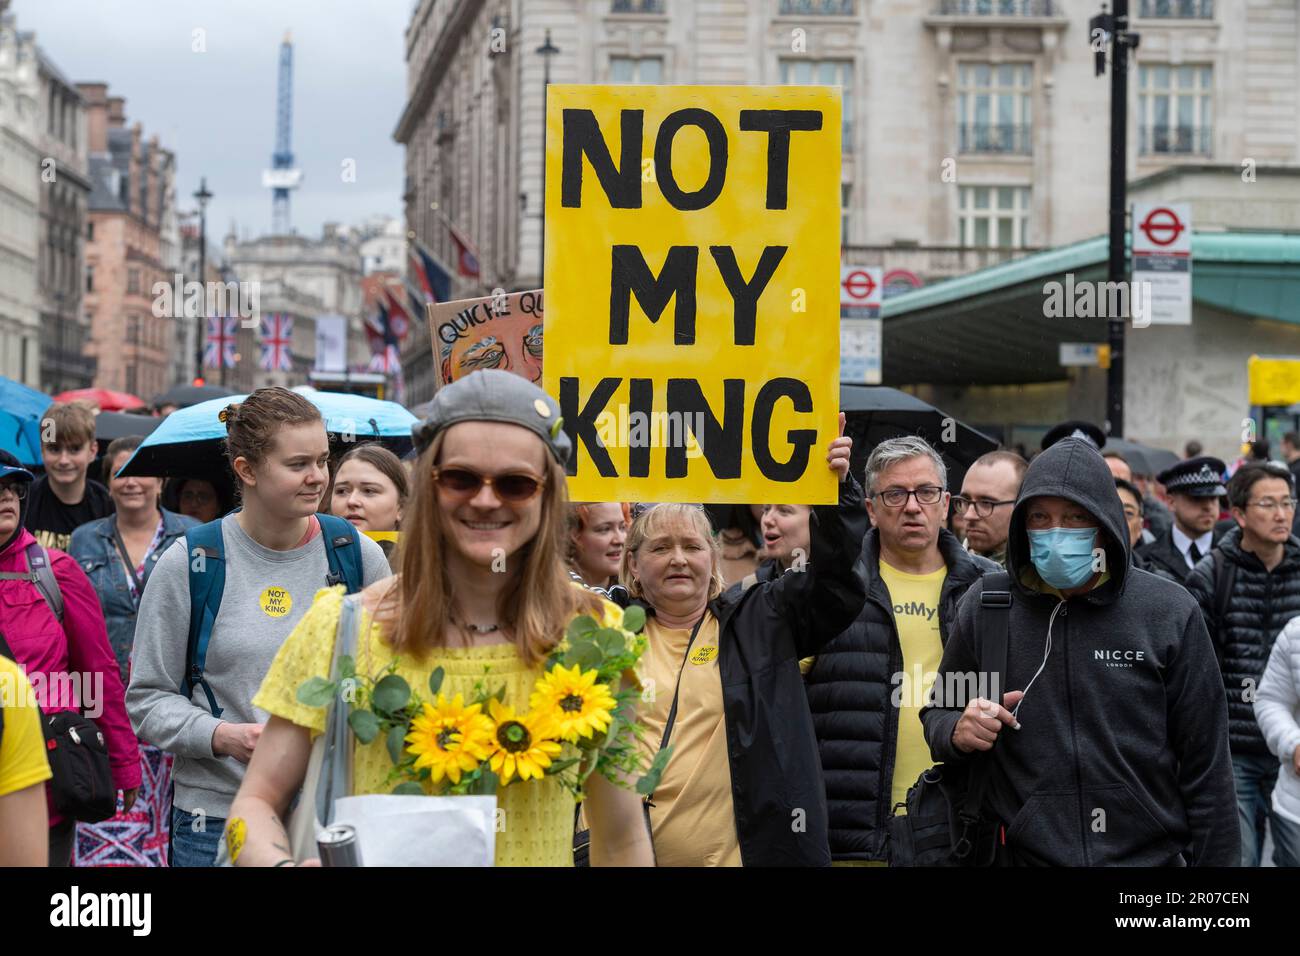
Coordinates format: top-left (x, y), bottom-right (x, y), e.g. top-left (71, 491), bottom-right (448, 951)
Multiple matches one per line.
top-left (0, 654), bottom-right (53, 866)
top-left (229, 370), bottom-right (654, 867)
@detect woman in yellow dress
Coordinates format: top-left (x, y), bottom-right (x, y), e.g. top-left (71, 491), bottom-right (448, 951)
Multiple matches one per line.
top-left (227, 370), bottom-right (655, 866)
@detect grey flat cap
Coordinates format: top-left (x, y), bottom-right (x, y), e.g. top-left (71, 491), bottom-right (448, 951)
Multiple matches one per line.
top-left (412, 369), bottom-right (572, 465)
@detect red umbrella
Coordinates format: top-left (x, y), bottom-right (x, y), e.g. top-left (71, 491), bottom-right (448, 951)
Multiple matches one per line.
top-left (53, 388), bottom-right (148, 412)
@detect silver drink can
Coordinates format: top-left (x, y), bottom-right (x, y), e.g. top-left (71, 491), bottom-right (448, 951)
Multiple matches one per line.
top-left (317, 824), bottom-right (362, 867)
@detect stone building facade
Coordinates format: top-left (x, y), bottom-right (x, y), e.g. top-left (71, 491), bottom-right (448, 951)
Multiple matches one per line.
top-left (0, 11), bottom-right (41, 387)
top-left (395, 0), bottom-right (1300, 401)
top-left (80, 83), bottom-right (177, 402)
top-left (36, 47), bottom-right (92, 393)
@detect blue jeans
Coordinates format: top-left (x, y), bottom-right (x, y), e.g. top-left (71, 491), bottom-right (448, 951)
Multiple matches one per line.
top-left (1232, 752), bottom-right (1295, 867)
top-left (170, 807), bottom-right (225, 868)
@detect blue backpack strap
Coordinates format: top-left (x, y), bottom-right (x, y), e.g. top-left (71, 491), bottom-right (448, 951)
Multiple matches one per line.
top-left (317, 513), bottom-right (364, 594)
top-left (183, 520), bottom-right (226, 718)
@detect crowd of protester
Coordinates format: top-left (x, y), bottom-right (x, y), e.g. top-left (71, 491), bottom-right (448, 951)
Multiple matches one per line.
top-left (2, 385), bottom-right (1299, 868)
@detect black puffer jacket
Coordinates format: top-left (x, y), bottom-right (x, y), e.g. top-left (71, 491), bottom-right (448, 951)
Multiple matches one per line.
top-left (803, 527), bottom-right (996, 861)
top-left (1185, 526), bottom-right (1300, 757)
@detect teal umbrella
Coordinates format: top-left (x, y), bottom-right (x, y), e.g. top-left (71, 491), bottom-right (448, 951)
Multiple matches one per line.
top-left (117, 391), bottom-right (418, 479)
top-left (0, 376), bottom-right (53, 466)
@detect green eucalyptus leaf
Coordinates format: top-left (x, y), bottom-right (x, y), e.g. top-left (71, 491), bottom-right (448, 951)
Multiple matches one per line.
top-left (386, 724), bottom-right (408, 765)
top-left (372, 674), bottom-right (411, 714)
top-left (337, 655), bottom-right (356, 681)
top-left (428, 666), bottom-right (445, 698)
top-left (296, 677), bottom-right (336, 708)
top-left (566, 615), bottom-right (599, 641)
top-left (564, 640), bottom-right (603, 672)
top-left (620, 605), bottom-right (646, 633)
top-left (636, 745), bottom-right (673, 795)
top-left (392, 781), bottom-right (424, 796)
top-left (348, 708), bottom-right (382, 744)
top-left (594, 628), bottom-right (625, 657)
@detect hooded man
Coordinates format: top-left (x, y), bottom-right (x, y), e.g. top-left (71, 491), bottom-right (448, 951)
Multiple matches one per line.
top-left (920, 437), bottom-right (1238, 866)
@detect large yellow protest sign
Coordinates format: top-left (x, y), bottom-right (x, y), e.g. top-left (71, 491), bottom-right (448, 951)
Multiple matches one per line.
top-left (543, 85), bottom-right (841, 504)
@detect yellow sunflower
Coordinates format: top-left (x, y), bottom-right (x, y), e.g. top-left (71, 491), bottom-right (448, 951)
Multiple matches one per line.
top-left (486, 698), bottom-right (564, 784)
top-left (530, 664), bottom-right (616, 743)
top-left (405, 693), bottom-right (494, 785)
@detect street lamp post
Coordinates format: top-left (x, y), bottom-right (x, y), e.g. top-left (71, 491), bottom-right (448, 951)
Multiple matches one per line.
top-left (193, 177), bottom-right (213, 385)
top-left (536, 29), bottom-right (559, 288)
top-left (1091, 1), bottom-right (1139, 438)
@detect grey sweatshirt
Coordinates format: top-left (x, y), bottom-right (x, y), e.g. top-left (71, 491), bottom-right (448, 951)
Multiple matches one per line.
top-left (126, 514), bottom-right (390, 817)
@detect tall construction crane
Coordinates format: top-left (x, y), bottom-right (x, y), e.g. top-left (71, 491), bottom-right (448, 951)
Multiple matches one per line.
top-left (261, 31), bottom-right (302, 234)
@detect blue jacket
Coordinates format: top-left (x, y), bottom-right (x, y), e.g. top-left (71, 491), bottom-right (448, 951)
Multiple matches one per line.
top-left (69, 509), bottom-right (197, 683)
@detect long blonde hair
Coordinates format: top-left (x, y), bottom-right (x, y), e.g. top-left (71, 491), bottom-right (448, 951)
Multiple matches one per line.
top-left (375, 429), bottom-right (601, 665)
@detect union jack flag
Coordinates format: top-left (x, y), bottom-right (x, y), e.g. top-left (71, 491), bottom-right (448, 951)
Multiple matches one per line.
top-left (203, 315), bottom-right (238, 369)
top-left (259, 313), bottom-right (294, 372)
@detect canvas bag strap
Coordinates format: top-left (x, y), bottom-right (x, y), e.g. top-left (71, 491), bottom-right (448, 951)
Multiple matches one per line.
top-left (316, 593), bottom-right (364, 827)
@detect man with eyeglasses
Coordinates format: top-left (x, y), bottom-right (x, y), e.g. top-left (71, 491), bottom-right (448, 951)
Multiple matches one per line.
top-left (920, 436), bottom-right (1237, 865)
top-left (1185, 461), bottom-right (1300, 867)
top-left (804, 436), bottom-right (997, 864)
top-left (953, 451), bottom-right (1026, 569)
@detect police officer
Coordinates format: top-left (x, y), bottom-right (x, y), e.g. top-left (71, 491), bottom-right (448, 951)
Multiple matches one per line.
top-left (1138, 456), bottom-right (1228, 581)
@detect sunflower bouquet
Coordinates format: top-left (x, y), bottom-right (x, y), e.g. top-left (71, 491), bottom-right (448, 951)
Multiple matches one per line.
top-left (296, 602), bottom-right (670, 800)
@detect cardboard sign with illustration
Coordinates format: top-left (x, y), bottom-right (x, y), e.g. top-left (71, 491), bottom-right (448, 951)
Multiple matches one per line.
top-left (428, 289), bottom-right (544, 389)
top-left (542, 84), bottom-right (842, 504)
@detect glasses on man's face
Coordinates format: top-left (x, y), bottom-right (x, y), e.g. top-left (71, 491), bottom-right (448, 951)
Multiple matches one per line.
top-left (431, 466), bottom-right (545, 503)
top-left (874, 485), bottom-right (944, 508)
top-left (1246, 497), bottom-right (1298, 514)
top-left (0, 481), bottom-right (28, 501)
top-left (951, 496), bottom-right (1016, 518)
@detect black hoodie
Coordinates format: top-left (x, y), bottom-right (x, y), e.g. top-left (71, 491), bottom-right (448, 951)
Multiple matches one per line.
top-left (920, 438), bottom-right (1239, 866)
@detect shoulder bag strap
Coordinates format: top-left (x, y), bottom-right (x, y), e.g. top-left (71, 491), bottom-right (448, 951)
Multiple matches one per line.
top-left (317, 592), bottom-right (364, 827)
top-left (645, 613), bottom-right (707, 806)
top-left (952, 571), bottom-right (1011, 861)
top-left (109, 519), bottom-right (146, 603)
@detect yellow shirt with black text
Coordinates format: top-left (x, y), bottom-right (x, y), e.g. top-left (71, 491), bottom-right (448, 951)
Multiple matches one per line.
top-left (880, 560), bottom-right (947, 814)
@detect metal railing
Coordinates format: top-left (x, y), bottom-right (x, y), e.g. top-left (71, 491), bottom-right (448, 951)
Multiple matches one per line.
top-left (935, 0), bottom-right (1055, 15)
top-left (778, 0), bottom-right (856, 14)
top-left (1142, 123), bottom-right (1211, 155)
top-left (1138, 0), bottom-right (1213, 18)
top-left (959, 123), bottom-right (1032, 154)
top-left (611, 0), bottom-right (665, 13)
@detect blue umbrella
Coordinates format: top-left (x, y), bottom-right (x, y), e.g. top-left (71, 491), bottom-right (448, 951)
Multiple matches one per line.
top-left (116, 391), bottom-right (418, 479)
top-left (0, 376), bottom-right (53, 466)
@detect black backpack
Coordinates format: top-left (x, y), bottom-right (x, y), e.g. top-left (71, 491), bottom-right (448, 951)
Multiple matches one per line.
top-left (887, 570), bottom-right (1010, 867)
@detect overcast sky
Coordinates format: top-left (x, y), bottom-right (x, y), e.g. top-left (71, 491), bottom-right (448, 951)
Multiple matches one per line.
top-left (18, 0), bottom-right (411, 242)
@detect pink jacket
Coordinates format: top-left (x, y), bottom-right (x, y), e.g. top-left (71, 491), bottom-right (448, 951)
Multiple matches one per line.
top-left (0, 527), bottom-right (141, 824)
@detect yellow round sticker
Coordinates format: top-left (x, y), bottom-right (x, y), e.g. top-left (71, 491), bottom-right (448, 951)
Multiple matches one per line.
top-left (260, 586), bottom-right (292, 618)
top-left (689, 645), bottom-right (718, 666)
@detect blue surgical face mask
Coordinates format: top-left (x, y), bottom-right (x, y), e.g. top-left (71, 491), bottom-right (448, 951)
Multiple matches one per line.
top-left (1027, 527), bottom-right (1098, 590)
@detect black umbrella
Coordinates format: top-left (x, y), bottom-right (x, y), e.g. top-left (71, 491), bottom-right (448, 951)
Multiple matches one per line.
top-left (840, 384), bottom-right (999, 491)
top-left (1102, 437), bottom-right (1179, 478)
top-left (152, 383), bottom-right (237, 410)
top-left (95, 411), bottom-right (162, 448)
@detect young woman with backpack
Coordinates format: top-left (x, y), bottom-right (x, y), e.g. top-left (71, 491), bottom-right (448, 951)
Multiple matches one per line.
top-left (0, 451), bottom-right (140, 866)
top-left (125, 387), bottom-right (391, 867)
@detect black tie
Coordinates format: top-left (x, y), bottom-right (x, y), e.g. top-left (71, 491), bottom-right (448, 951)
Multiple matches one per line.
top-left (1188, 541), bottom-right (1203, 564)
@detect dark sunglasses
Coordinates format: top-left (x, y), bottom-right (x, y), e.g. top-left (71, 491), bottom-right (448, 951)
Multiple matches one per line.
top-left (430, 466), bottom-right (546, 503)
